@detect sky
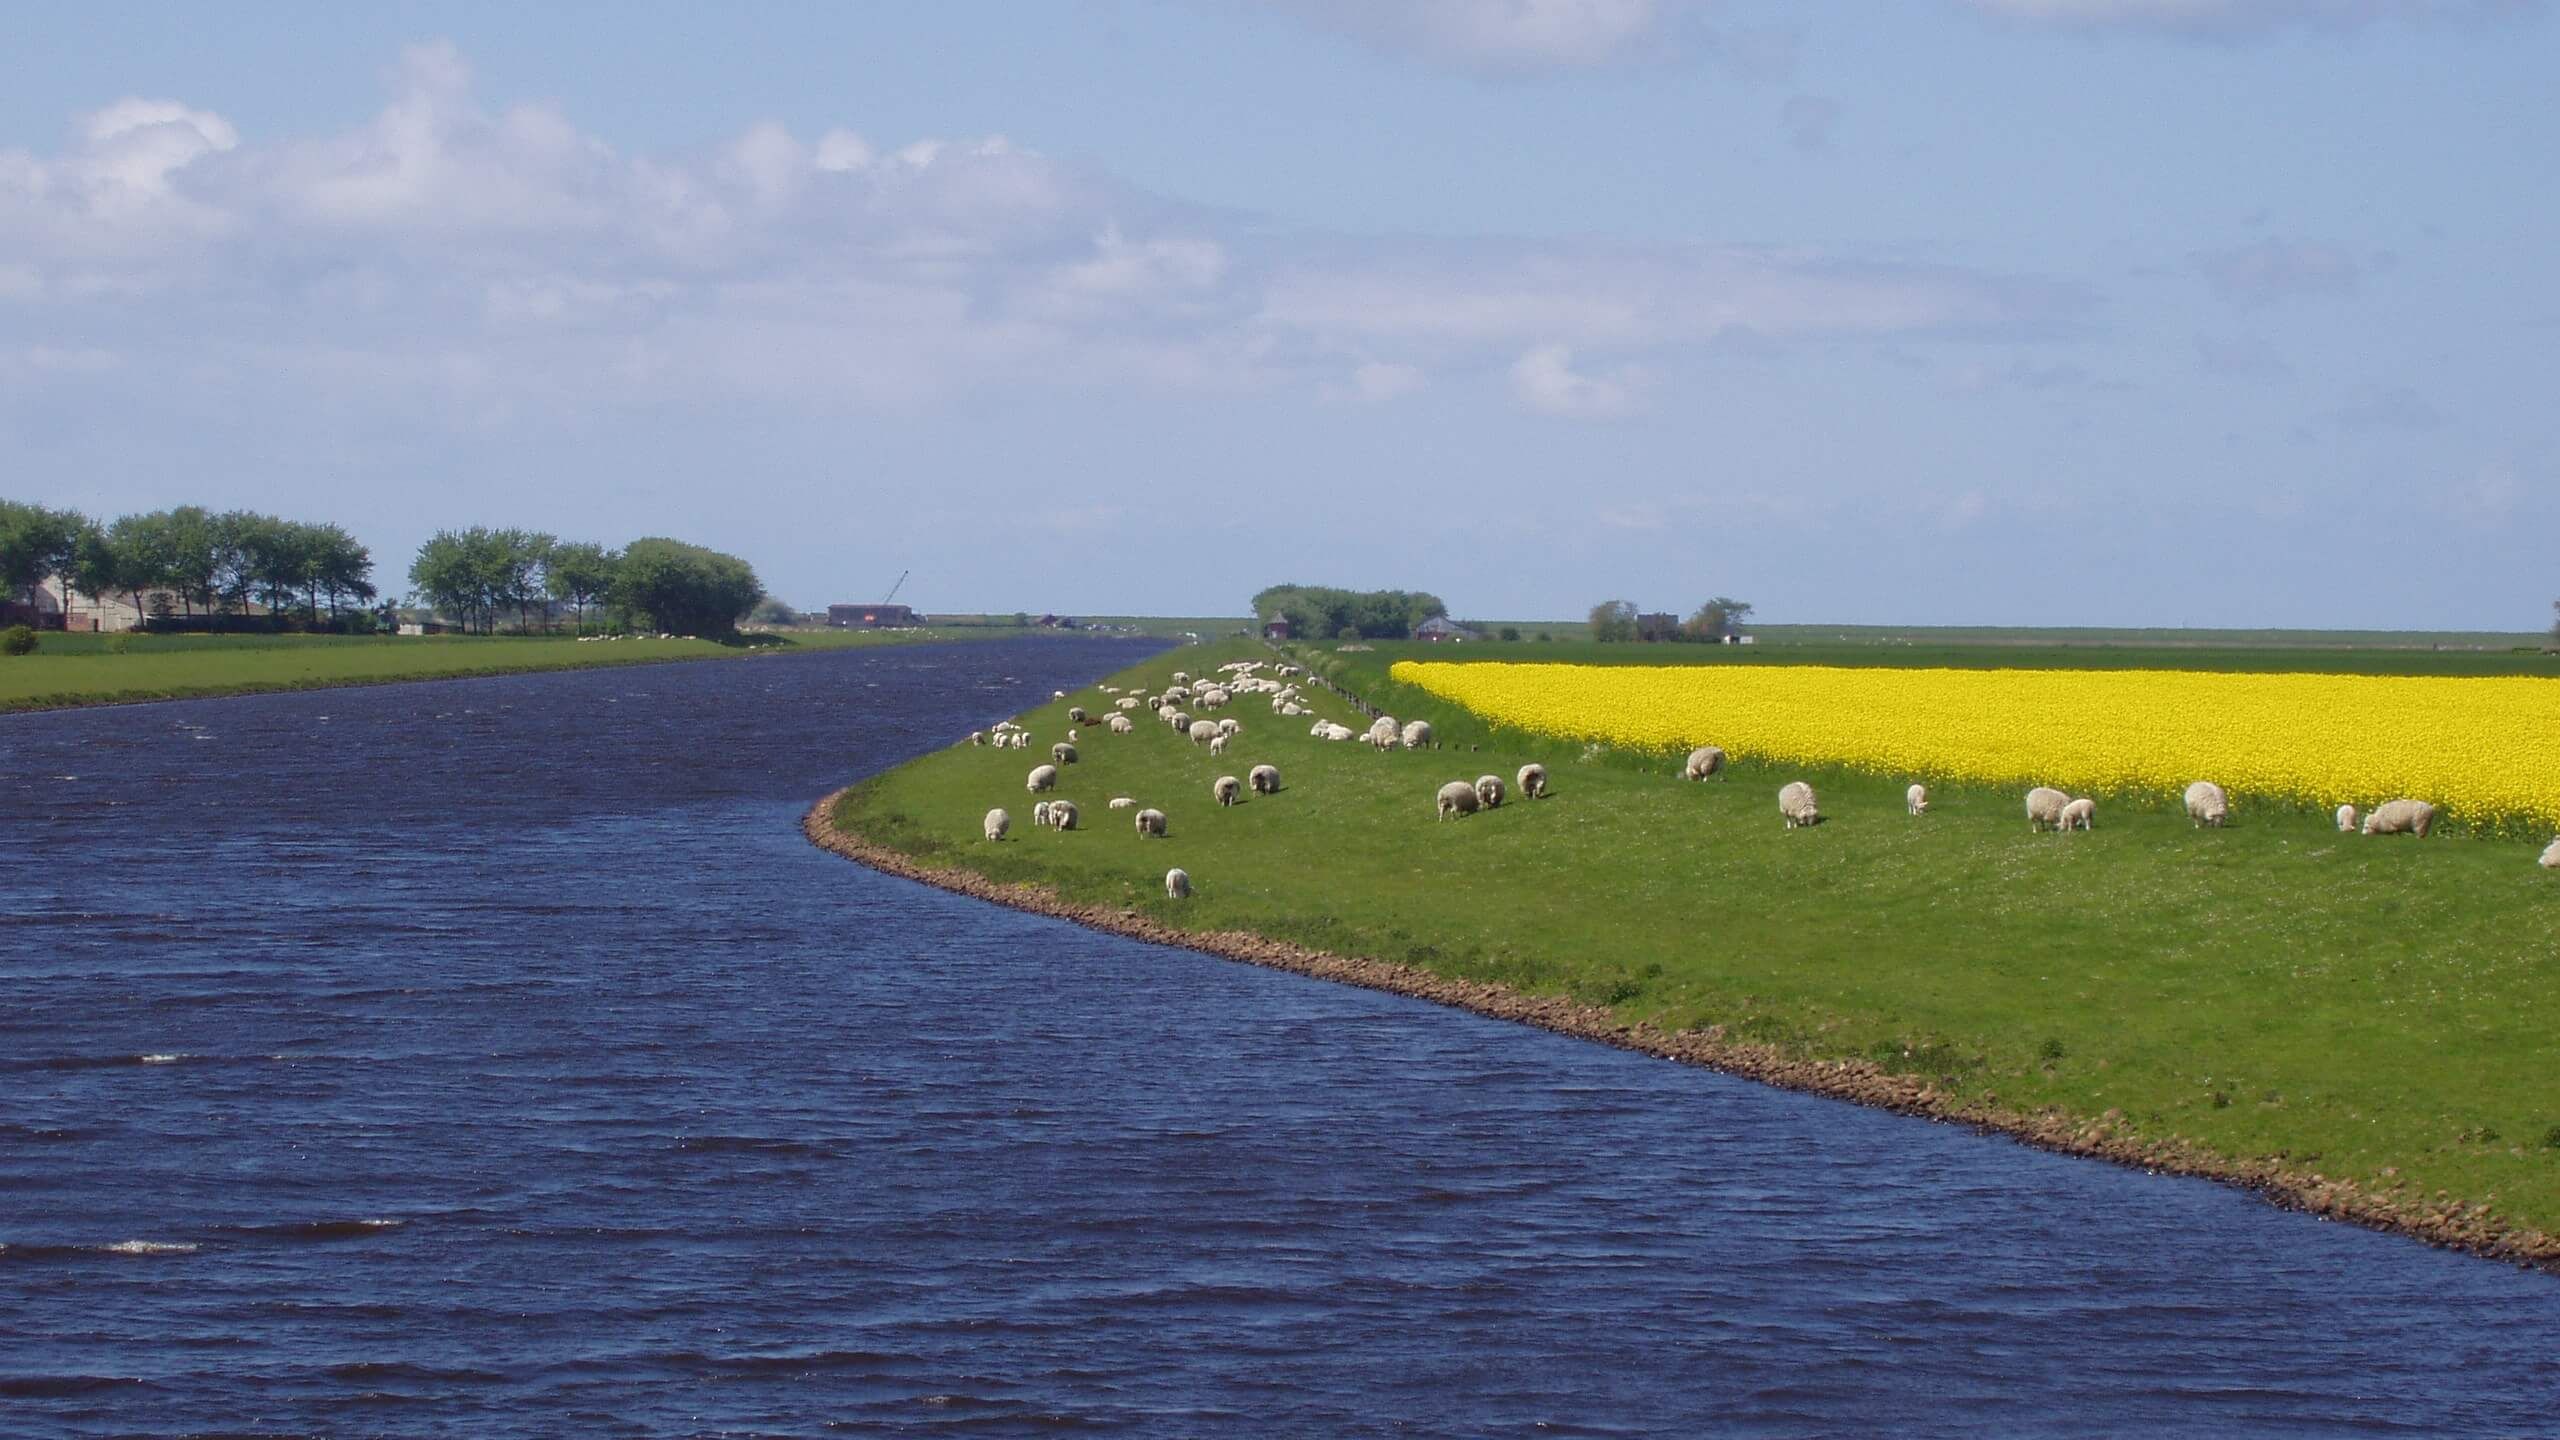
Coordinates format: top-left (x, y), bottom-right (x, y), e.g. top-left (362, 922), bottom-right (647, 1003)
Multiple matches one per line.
top-left (2, 0), bottom-right (2554, 629)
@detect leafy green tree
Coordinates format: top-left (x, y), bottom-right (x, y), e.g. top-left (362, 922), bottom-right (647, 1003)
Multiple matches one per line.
top-left (1684, 596), bottom-right (1755, 642)
top-left (1498, 626), bottom-right (1521, 642)
top-left (545, 541), bottom-right (619, 634)
top-left (0, 499), bottom-right (83, 618)
top-left (410, 528), bottom-right (495, 632)
top-left (1588, 599), bottom-right (1638, 643)
top-left (106, 511), bottom-right (177, 624)
top-left (609, 537), bottom-right (761, 635)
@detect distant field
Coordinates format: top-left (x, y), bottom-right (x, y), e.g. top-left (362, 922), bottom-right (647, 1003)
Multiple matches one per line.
top-left (925, 614), bottom-right (1252, 640)
top-left (1333, 637), bottom-right (2560, 679)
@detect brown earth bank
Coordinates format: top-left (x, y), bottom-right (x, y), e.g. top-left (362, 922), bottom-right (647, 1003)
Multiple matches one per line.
top-left (805, 789), bottom-right (2560, 1275)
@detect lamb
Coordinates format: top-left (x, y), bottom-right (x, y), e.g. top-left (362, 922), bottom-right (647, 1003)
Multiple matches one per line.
top-left (1053, 690), bottom-right (1066, 701)
top-left (1116, 696), bottom-right (1141, 711)
top-left (1217, 718), bottom-right (1242, 737)
top-left (2361, 799), bottom-right (2437, 838)
top-left (983, 808), bottom-right (1009, 841)
top-left (1047, 800), bottom-right (1079, 831)
top-left (1474, 774), bottom-right (1506, 809)
top-left (1068, 705), bottom-right (1089, 725)
top-left (1052, 742), bottom-right (1078, 765)
top-left (1517, 763), bottom-right (1548, 799)
top-left (1165, 868), bottom-right (1191, 899)
top-left (1107, 714), bottom-right (1134, 734)
top-left (1108, 797), bottom-right (1137, 810)
top-left (1171, 671), bottom-right (1189, 685)
top-left (2025, 786), bottom-right (2070, 832)
top-left (1214, 775), bottom-right (1242, 806)
top-left (1033, 800), bottom-right (1052, 827)
top-left (1188, 719), bottom-right (1218, 745)
top-left (1685, 746), bottom-right (1727, 781)
top-left (1778, 780), bottom-right (1821, 828)
top-left (2336, 804), bottom-right (2359, 833)
top-left (1401, 720), bottom-right (1434, 749)
top-left (2183, 781), bottom-right (2228, 828)
top-left (2540, 838), bottom-right (2560, 869)
top-left (2058, 797), bottom-right (2096, 832)
top-left (1906, 783), bottom-right (1929, 816)
top-left (1135, 808), bottom-right (1169, 838)
top-left (1208, 734), bottom-right (1229, 757)
top-left (1436, 780), bottom-right (1482, 819)
top-left (1066, 729), bottom-right (1079, 744)
top-left (1249, 764), bottom-right (1281, 795)
top-left (1027, 764), bottom-right (1059, 793)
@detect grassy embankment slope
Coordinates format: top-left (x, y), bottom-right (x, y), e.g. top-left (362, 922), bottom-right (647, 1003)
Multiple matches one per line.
top-left (0, 627), bottom-right (969, 714)
top-left (826, 635), bottom-right (2560, 1260)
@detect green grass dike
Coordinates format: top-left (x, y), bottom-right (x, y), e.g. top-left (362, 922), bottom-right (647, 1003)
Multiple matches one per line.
top-left (0, 627), bottom-right (975, 714)
top-left (818, 636), bottom-right (2560, 1270)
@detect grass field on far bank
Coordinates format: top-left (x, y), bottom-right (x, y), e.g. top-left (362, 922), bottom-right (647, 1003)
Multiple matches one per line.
top-left (830, 637), bottom-right (2560, 1247)
top-left (0, 627), bottom-right (974, 713)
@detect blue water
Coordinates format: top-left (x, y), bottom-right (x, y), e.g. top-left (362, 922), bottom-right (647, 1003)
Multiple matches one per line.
top-left (2, 637), bottom-right (2554, 1437)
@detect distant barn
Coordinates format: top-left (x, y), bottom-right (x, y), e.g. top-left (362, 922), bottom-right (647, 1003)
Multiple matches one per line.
top-left (828, 603), bottom-right (919, 628)
top-left (1411, 617), bottom-right (1477, 643)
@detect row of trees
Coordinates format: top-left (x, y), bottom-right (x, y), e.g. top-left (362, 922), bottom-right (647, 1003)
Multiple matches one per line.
top-left (407, 530), bottom-right (762, 636)
top-left (1, 499), bottom-right (376, 628)
top-left (1588, 597), bottom-right (1755, 643)
top-left (1253, 584), bottom-right (1449, 641)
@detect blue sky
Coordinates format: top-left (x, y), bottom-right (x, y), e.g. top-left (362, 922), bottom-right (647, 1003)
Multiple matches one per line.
top-left (3, 0), bottom-right (2553, 628)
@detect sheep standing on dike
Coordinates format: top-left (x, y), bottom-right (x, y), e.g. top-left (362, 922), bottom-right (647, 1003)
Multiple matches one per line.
top-left (1135, 808), bottom-right (1169, 838)
top-left (1437, 780), bottom-right (1483, 820)
top-left (2541, 838), bottom-right (2560, 869)
top-left (1033, 800), bottom-right (1052, 827)
top-left (1402, 720), bottom-right (1434, 750)
top-left (968, 731), bottom-right (986, 747)
top-left (1171, 671), bottom-right (1190, 685)
top-left (2058, 797), bottom-right (2096, 832)
top-left (1685, 746), bottom-right (1727, 782)
top-left (1907, 783), bottom-right (1929, 816)
top-left (1169, 711), bottom-right (1194, 734)
top-left (2025, 786), bottom-right (2070, 832)
top-left (1517, 763), bottom-right (1548, 799)
top-left (2183, 781), bottom-right (2228, 828)
top-left (1027, 764), bottom-right (1060, 794)
top-left (1209, 734), bottom-right (1230, 757)
top-left (1188, 719), bottom-right (1219, 746)
top-left (1068, 705), bottom-right (1089, 725)
top-left (1367, 717), bottom-right (1402, 751)
top-left (1165, 868), bottom-right (1192, 899)
top-left (2361, 799), bottom-right (2438, 838)
top-left (983, 808), bottom-right (1010, 841)
top-left (2336, 804), bottom-right (2359, 833)
top-left (1066, 729), bottom-right (1079, 743)
top-left (1048, 800), bottom-right (1079, 831)
top-left (1475, 774), bottom-right (1506, 809)
top-left (1053, 690), bottom-right (1066, 701)
top-left (1052, 742), bottom-right (1078, 765)
top-left (1250, 764), bottom-right (1282, 795)
top-left (1217, 718), bottom-right (1242, 737)
top-left (1778, 781), bottom-right (1822, 829)
top-left (1214, 775), bottom-right (1243, 807)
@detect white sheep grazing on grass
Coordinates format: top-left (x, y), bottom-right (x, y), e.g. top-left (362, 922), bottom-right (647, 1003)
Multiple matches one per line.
top-left (2540, 838), bottom-right (2560, 869)
top-left (1049, 800), bottom-right (1079, 831)
top-left (1208, 734), bottom-right (1229, 757)
top-left (1778, 781), bottom-right (1821, 829)
top-left (1053, 690), bottom-right (1066, 700)
top-left (1117, 696), bottom-right (1141, 711)
top-left (1108, 714), bottom-right (1135, 734)
top-left (1066, 729), bottom-right (1079, 743)
top-left (1437, 780), bottom-right (1482, 820)
top-left (1028, 764), bottom-right (1060, 793)
top-left (2361, 799), bottom-right (2437, 838)
top-left (1473, 774), bottom-right (1506, 809)
top-left (2025, 786), bottom-right (2070, 832)
top-left (983, 808), bottom-right (1010, 841)
top-left (2058, 797), bottom-right (2096, 832)
top-left (1906, 783), bottom-right (1929, 816)
top-left (1068, 705), bottom-right (1089, 725)
top-left (1517, 763), bottom-right (1548, 799)
top-left (2183, 781), bottom-right (2228, 828)
top-left (1135, 808), bottom-right (1169, 838)
top-left (1033, 800), bottom-right (1052, 827)
top-left (1366, 718), bottom-right (1401, 751)
top-left (1685, 746), bottom-right (1727, 781)
top-left (1188, 719), bottom-right (1219, 746)
top-left (1249, 764), bottom-right (1281, 795)
top-left (1216, 718), bottom-right (1242, 737)
top-left (2336, 804), bottom-right (2359, 833)
top-left (1052, 742), bottom-right (1078, 765)
top-left (1308, 718), bottom-right (1331, 737)
top-left (1165, 868), bottom-right (1191, 899)
top-left (1214, 775), bottom-right (1243, 806)
top-left (1171, 671), bottom-right (1190, 685)
top-left (1402, 720), bottom-right (1433, 749)
top-left (969, 731), bottom-right (986, 746)
top-left (1109, 796), bottom-right (1137, 810)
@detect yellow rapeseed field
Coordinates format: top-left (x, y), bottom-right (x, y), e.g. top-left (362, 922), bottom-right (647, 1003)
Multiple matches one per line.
top-left (1393, 661), bottom-right (2560, 833)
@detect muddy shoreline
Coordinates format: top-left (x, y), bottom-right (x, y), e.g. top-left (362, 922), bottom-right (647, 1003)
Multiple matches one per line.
top-left (806, 789), bottom-right (2559, 1275)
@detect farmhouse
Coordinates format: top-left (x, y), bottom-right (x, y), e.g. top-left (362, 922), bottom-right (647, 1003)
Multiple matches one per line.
top-left (1262, 615), bottom-right (1293, 641)
top-left (1412, 617), bottom-right (1477, 643)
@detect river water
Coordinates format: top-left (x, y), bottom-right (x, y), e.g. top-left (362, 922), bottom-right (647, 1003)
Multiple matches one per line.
top-left (1, 638), bottom-right (2553, 1437)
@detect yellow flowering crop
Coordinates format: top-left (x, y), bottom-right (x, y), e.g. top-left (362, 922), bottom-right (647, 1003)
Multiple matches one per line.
top-left (1393, 660), bottom-right (2560, 833)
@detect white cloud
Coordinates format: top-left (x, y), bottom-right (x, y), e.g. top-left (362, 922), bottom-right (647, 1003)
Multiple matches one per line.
top-left (1510, 344), bottom-right (1642, 417)
top-left (1962, 0), bottom-right (2536, 34)
top-left (1269, 0), bottom-right (1671, 70)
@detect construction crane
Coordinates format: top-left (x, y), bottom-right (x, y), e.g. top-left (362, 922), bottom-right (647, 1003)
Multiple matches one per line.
top-left (883, 570), bottom-right (909, 605)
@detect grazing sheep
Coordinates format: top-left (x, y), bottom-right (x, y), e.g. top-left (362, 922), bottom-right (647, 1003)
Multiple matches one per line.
top-left (1217, 718), bottom-right (1242, 737)
top-left (1068, 705), bottom-right (1089, 724)
top-left (1319, 723), bottom-right (1356, 742)
top-left (1209, 734), bottom-right (1230, 757)
top-left (2058, 797), bottom-right (2096, 832)
top-left (2183, 781), bottom-right (2228, 828)
top-left (1033, 800), bottom-right (1052, 827)
top-left (1437, 780), bottom-right (1482, 820)
top-left (969, 730), bottom-right (986, 747)
top-left (2025, 786), bottom-right (2070, 832)
top-left (983, 808), bottom-right (1010, 841)
top-left (1171, 671), bottom-right (1189, 684)
top-left (2336, 804), bottom-right (2359, 833)
top-left (2540, 838), bottom-right (2560, 869)
top-left (1517, 763), bottom-right (1548, 799)
top-left (1778, 780), bottom-right (1821, 829)
top-left (1107, 714), bottom-right (1135, 734)
top-left (1066, 729), bottom-right (1079, 743)
top-left (1368, 716), bottom-right (1400, 749)
top-left (1165, 868), bottom-right (1191, 899)
top-left (1047, 800), bottom-right (1079, 831)
top-left (1906, 783), bottom-right (1929, 816)
top-left (1249, 764), bottom-right (1281, 795)
top-left (1402, 720), bottom-right (1434, 749)
top-left (1474, 774), bottom-right (1506, 809)
top-left (1053, 690), bottom-right (1066, 701)
top-left (1109, 796), bottom-right (1137, 810)
top-left (1116, 696), bottom-right (1141, 711)
top-left (1188, 719), bottom-right (1218, 745)
top-left (1198, 688), bottom-right (1231, 710)
top-left (1135, 808), bottom-right (1169, 838)
top-left (1027, 764), bottom-right (1060, 793)
top-left (1685, 746), bottom-right (1727, 781)
top-left (2361, 799), bottom-right (2437, 838)
top-left (1052, 742), bottom-right (1078, 765)
top-left (1214, 775), bottom-right (1242, 806)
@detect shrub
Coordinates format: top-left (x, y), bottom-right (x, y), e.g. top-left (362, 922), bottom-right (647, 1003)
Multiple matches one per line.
top-left (1336, 624), bottom-right (1362, 642)
top-left (1, 624), bottom-right (37, 656)
top-left (1498, 626), bottom-right (1521, 642)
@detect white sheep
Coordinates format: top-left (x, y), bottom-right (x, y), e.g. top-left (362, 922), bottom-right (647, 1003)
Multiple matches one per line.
top-left (2025, 786), bottom-right (2070, 832)
top-left (1208, 734), bottom-right (1229, 757)
top-left (2058, 797), bottom-right (2096, 832)
top-left (1249, 764), bottom-right (1281, 795)
top-left (983, 808), bottom-right (1009, 841)
top-left (1068, 705), bottom-right (1089, 725)
top-left (1027, 764), bottom-right (1059, 793)
top-left (1066, 729), bottom-right (1079, 744)
top-left (2183, 781), bottom-right (2228, 828)
top-left (1685, 746), bottom-right (1727, 782)
top-left (1308, 718), bottom-right (1331, 737)
top-left (968, 730), bottom-right (986, 747)
top-left (1401, 720), bottom-right (1433, 749)
top-left (1319, 723), bottom-right (1356, 742)
top-left (1517, 763), bottom-right (1548, 799)
top-left (1135, 808), bottom-right (1169, 838)
top-left (2361, 799), bottom-right (2437, 838)
top-left (1171, 671), bottom-right (1189, 684)
top-left (1053, 690), bottom-right (1066, 700)
top-left (1052, 742), bottom-right (1078, 765)
top-left (1107, 714), bottom-right (1134, 734)
top-left (1217, 718), bottom-right (1242, 737)
top-left (1474, 774), bottom-right (1506, 809)
top-left (1778, 780), bottom-right (1821, 828)
top-left (1368, 715), bottom-right (1400, 746)
top-left (1116, 696), bottom-right (1141, 711)
top-left (2540, 838), bottom-right (2560, 869)
top-left (1109, 796), bottom-right (1137, 810)
top-left (1906, 783), bottom-right (1929, 816)
top-left (1214, 775), bottom-right (1242, 807)
top-left (1188, 719), bottom-right (1218, 745)
top-left (2336, 804), bottom-right (2359, 833)
top-left (1165, 868), bottom-right (1191, 899)
top-left (1436, 780), bottom-right (1482, 820)
top-left (1047, 800), bottom-right (1080, 831)
top-left (1032, 800), bottom-right (1052, 827)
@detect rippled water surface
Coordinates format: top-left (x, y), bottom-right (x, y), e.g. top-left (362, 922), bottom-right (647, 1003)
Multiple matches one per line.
top-left (3, 638), bottom-right (2555, 1437)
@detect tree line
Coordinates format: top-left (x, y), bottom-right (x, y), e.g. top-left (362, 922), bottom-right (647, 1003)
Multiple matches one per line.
top-left (1, 499), bottom-right (376, 629)
top-left (1588, 597), bottom-right (1755, 643)
top-left (1252, 584), bottom-right (1449, 641)
top-left (407, 530), bottom-right (762, 636)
